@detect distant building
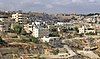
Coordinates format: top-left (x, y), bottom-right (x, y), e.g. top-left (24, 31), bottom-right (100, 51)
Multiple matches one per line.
top-left (41, 36), bottom-right (62, 48)
top-left (32, 27), bottom-right (49, 38)
top-left (0, 22), bottom-right (9, 32)
top-left (78, 25), bottom-right (95, 34)
top-left (0, 18), bottom-right (6, 22)
top-left (56, 22), bottom-right (66, 26)
top-left (85, 28), bottom-right (95, 33)
top-left (95, 24), bottom-right (100, 35)
top-left (12, 13), bottom-right (29, 23)
top-left (41, 36), bottom-right (60, 42)
top-left (24, 22), bottom-right (49, 38)
top-left (78, 26), bottom-right (85, 34)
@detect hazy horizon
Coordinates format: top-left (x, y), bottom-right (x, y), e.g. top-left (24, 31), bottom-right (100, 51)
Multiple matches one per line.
top-left (0, 0), bottom-right (100, 14)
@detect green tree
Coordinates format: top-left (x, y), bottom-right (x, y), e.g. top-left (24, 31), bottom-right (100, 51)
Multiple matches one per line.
top-left (50, 27), bottom-right (57, 32)
top-left (74, 27), bottom-right (79, 32)
top-left (79, 33), bottom-right (84, 37)
top-left (13, 24), bottom-right (22, 34)
top-left (52, 49), bottom-right (59, 55)
top-left (49, 32), bottom-right (59, 37)
top-left (30, 36), bottom-right (38, 43)
top-left (45, 41), bottom-right (49, 46)
top-left (67, 35), bottom-right (72, 39)
top-left (20, 29), bottom-right (27, 35)
top-left (0, 37), bottom-right (7, 45)
top-left (85, 32), bottom-right (95, 35)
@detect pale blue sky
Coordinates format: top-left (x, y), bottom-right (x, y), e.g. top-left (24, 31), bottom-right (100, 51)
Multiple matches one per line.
top-left (0, 0), bottom-right (100, 13)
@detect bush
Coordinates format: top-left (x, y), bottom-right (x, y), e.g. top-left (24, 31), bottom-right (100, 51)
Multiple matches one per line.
top-left (49, 33), bottom-right (59, 37)
top-left (79, 33), bottom-right (84, 37)
top-left (30, 36), bottom-right (38, 43)
top-left (0, 37), bottom-right (7, 45)
top-left (85, 32), bottom-right (95, 35)
top-left (20, 29), bottom-right (27, 35)
top-left (74, 27), bottom-right (79, 32)
top-left (52, 49), bottom-right (59, 55)
top-left (67, 35), bottom-right (72, 39)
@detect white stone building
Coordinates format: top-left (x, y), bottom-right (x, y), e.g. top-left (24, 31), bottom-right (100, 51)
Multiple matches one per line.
top-left (12, 13), bottom-right (28, 23)
top-left (0, 22), bottom-right (9, 32)
top-left (78, 26), bottom-right (85, 34)
top-left (41, 36), bottom-right (60, 42)
top-left (78, 25), bottom-right (95, 34)
top-left (32, 27), bottom-right (49, 38)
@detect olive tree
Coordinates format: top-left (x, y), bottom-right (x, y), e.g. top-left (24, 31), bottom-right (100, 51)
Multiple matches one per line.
top-left (13, 24), bottom-right (22, 34)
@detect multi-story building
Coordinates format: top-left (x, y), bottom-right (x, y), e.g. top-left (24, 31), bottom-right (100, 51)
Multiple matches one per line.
top-left (12, 13), bottom-right (29, 23)
top-left (78, 25), bottom-right (95, 34)
top-left (78, 26), bottom-right (85, 34)
top-left (32, 26), bottom-right (49, 38)
top-left (24, 22), bottom-right (49, 38)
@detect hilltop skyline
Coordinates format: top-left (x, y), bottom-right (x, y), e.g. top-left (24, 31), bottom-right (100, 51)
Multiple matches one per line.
top-left (0, 0), bottom-right (100, 14)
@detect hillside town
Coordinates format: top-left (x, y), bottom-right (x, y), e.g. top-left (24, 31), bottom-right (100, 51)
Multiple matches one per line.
top-left (0, 11), bottom-right (100, 59)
